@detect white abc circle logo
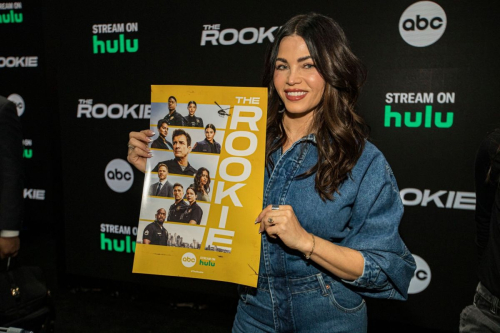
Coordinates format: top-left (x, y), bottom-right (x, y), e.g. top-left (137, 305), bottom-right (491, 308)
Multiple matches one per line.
top-left (7, 93), bottom-right (25, 116)
top-left (408, 254), bottom-right (431, 294)
top-left (399, 1), bottom-right (447, 47)
top-left (104, 159), bottom-right (134, 193)
top-left (181, 252), bottom-right (196, 268)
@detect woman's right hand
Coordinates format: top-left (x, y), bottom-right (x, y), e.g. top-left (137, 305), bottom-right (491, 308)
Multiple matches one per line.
top-left (127, 129), bottom-right (155, 173)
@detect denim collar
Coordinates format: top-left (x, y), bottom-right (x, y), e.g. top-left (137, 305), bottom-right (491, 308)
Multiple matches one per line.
top-left (274, 133), bottom-right (317, 148)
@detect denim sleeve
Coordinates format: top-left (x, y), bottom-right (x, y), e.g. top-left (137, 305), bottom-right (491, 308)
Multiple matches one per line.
top-left (341, 153), bottom-right (416, 301)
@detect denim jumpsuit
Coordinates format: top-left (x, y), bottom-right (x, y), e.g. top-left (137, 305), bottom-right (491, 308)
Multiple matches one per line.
top-left (233, 136), bottom-right (416, 333)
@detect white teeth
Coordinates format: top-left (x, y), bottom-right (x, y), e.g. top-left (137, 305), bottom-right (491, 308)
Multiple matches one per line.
top-left (286, 91), bottom-right (306, 96)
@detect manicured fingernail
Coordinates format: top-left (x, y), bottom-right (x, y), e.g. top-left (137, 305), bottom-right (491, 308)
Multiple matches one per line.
top-left (254, 220), bottom-right (260, 224)
top-left (148, 152), bottom-right (153, 157)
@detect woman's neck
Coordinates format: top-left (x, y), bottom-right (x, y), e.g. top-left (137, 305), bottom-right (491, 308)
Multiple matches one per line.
top-left (282, 111), bottom-right (314, 151)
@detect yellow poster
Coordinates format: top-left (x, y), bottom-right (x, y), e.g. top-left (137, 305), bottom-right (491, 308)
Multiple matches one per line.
top-left (133, 85), bottom-right (267, 287)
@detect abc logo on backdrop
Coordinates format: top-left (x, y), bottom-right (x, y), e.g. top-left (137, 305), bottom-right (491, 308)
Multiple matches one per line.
top-left (400, 1), bottom-right (447, 47)
top-left (105, 158), bottom-right (134, 193)
top-left (408, 254), bottom-right (431, 294)
top-left (181, 252), bottom-right (196, 268)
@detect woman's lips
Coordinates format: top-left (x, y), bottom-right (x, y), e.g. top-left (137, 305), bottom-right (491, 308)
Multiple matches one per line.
top-left (285, 90), bottom-right (307, 101)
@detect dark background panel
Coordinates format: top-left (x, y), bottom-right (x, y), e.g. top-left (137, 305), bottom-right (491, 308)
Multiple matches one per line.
top-left (2, 0), bottom-right (500, 331)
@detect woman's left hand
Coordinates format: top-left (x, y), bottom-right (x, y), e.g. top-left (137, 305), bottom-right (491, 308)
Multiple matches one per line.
top-left (256, 205), bottom-right (313, 254)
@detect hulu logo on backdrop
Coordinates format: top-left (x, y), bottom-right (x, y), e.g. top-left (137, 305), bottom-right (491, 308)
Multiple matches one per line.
top-left (384, 92), bottom-right (455, 129)
top-left (0, 2), bottom-right (23, 24)
top-left (0, 10), bottom-right (22, 23)
top-left (92, 22), bottom-right (139, 54)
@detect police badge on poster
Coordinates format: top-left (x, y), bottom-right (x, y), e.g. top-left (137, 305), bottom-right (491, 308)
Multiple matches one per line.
top-left (133, 85), bottom-right (267, 287)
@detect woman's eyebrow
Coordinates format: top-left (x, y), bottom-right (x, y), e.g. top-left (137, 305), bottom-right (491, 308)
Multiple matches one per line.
top-left (297, 55), bottom-right (312, 62)
top-left (275, 55), bottom-right (312, 63)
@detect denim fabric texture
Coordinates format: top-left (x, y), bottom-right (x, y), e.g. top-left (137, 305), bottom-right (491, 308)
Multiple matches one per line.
top-left (233, 136), bottom-right (416, 333)
top-left (460, 282), bottom-right (500, 333)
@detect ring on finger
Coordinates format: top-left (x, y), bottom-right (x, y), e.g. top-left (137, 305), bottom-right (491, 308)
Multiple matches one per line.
top-left (272, 204), bottom-right (279, 210)
top-left (267, 217), bottom-right (274, 224)
top-left (127, 144), bottom-right (135, 150)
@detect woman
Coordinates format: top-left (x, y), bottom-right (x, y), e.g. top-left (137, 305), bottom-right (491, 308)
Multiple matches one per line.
top-left (192, 124), bottom-right (221, 154)
top-left (189, 167), bottom-right (211, 202)
top-left (180, 186), bottom-right (203, 225)
top-left (184, 101), bottom-right (204, 127)
top-left (151, 119), bottom-right (173, 150)
top-left (128, 13), bottom-right (415, 333)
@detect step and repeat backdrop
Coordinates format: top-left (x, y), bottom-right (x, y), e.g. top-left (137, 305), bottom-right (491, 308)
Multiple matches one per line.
top-left (0, 0), bottom-right (58, 231)
top-left (3, 0), bottom-right (500, 331)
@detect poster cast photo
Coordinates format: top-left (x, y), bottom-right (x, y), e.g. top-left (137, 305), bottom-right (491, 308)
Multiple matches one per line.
top-left (137, 93), bottom-right (224, 250)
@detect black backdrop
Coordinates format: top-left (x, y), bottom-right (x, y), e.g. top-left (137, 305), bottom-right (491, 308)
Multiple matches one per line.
top-left (2, 0), bottom-right (500, 331)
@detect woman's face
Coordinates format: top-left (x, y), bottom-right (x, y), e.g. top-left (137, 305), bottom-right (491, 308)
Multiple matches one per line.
top-left (188, 103), bottom-right (197, 116)
top-left (186, 189), bottom-right (196, 203)
top-left (205, 128), bottom-right (215, 142)
top-left (159, 123), bottom-right (169, 137)
top-left (200, 170), bottom-right (209, 185)
top-left (273, 35), bottom-right (325, 116)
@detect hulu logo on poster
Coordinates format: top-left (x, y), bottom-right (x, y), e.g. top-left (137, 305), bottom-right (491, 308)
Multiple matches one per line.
top-left (199, 259), bottom-right (215, 267)
top-left (100, 233), bottom-right (136, 253)
top-left (384, 105), bottom-right (453, 128)
top-left (0, 10), bottom-right (22, 23)
top-left (93, 34), bottom-right (138, 54)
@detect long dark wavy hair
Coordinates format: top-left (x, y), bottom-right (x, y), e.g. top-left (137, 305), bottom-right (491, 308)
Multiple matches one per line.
top-left (194, 167), bottom-right (210, 194)
top-left (263, 13), bottom-right (369, 201)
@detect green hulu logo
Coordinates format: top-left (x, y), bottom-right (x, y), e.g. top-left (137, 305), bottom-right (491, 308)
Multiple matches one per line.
top-left (100, 233), bottom-right (136, 253)
top-left (384, 105), bottom-right (454, 128)
top-left (199, 259), bottom-right (215, 267)
top-left (23, 148), bottom-right (32, 159)
top-left (0, 10), bottom-right (23, 23)
top-left (93, 34), bottom-right (139, 54)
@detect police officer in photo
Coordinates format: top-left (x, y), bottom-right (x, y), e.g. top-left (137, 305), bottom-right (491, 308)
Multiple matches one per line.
top-left (163, 96), bottom-right (186, 126)
top-left (180, 186), bottom-right (203, 225)
top-left (192, 124), bottom-right (221, 154)
top-left (152, 129), bottom-right (197, 175)
top-left (142, 208), bottom-right (168, 245)
top-left (168, 183), bottom-right (188, 222)
top-left (184, 101), bottom-right (204, 128)
top-left (151, 119), bottom-right (173, 150)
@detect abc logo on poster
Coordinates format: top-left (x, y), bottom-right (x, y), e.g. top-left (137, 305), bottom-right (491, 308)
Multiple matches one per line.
top-left (408, 254), bottom-right (431, 294)
top-left (181, 252), bottom-right (196, 268)
top-left (399, 1), bottom-right (447, 47)
top-left (7, 93), bottom-right (25, 116)
top-left (104, 159), bottom-right (134, 193)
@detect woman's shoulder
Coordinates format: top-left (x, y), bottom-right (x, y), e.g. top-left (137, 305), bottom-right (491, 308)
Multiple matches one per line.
top-left (195, 139), bottom-right (207, 145)
top-left (351, 141), bottom-right (395, 180)
top-left (151, 138), bottom-right (161, 147)
top-left (359, 141), bottom-right (387, 163)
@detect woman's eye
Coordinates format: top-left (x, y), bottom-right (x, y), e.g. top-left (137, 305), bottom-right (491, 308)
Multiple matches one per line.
top-left (304, 63), bottom-right (315, 69)
top-left (275, 64), bottom-right (287, 70)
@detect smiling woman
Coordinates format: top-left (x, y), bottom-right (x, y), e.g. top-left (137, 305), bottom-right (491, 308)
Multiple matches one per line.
top-left (232, 13), bottom-right (416, 333)
top-left (273, 36), bottom-right (325, 119)
top-left (127, 12), bottom-right (416, 333)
